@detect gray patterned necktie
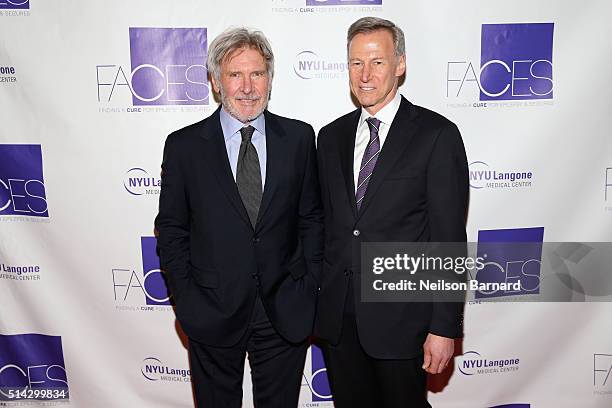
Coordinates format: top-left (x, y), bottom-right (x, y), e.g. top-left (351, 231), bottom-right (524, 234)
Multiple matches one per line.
top-left (356, 117), bottom-right (381, 210)
top-left (236, 125), bottom-right (262, 227)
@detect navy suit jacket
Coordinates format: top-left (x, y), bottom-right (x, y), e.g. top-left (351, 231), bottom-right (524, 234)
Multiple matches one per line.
top-left (155, 107), bottom-right (323, 346)
top-left (315, 96), bottom-right (468, 358)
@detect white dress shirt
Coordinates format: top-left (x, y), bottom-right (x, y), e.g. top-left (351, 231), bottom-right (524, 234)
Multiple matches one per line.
top-left (353, 91), bottom-right (402, 192)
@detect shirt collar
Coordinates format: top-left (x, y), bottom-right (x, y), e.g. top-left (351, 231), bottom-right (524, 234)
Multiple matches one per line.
top-left (220, 107), bottom-right (266, 142)
top-left (359, 91), bottom-right (402, 127)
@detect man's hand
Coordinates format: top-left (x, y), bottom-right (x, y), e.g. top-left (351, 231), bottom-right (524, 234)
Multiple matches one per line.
top-left (422, 333), bottom-right (454, 374)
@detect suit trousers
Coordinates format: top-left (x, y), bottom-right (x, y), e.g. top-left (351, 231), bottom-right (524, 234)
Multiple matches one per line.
top-left (322, 279), bottom-right (432, 408)
top-left (188, 295), bottom-right (308, 408)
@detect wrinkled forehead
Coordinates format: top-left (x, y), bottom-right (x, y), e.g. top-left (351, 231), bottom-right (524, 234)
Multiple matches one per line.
top-left (222, 45), bottom-right (265, 66)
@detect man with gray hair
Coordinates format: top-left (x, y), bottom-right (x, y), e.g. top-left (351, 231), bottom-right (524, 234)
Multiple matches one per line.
top-left (156, 27), bottom-right (323, 407)
top-left (316, 17), bottom-right (468, 407)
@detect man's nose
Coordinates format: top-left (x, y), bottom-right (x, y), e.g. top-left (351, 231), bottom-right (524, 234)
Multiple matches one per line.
top-left (241, 75), bottom-right (252, 93)
top-left (361, 64), bottom-right (371, 82)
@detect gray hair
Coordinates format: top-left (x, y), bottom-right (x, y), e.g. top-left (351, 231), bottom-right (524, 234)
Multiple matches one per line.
top-left (347, 17), bottom-right (405, 57)
top-left (207, 27), bottom-right (274, 85)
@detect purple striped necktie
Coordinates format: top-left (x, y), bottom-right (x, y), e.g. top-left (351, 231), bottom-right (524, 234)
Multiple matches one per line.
top-left (356, 117), bottom-right (381, 210)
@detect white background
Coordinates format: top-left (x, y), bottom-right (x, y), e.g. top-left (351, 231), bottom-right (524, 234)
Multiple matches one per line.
top-left (1, 0), bottom-right (611, 407)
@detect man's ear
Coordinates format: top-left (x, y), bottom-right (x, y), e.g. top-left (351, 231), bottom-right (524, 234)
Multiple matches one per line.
top-left (210, 75), bottom-right (221, 94)
top-left (396, 54), bottom-right (406, 78)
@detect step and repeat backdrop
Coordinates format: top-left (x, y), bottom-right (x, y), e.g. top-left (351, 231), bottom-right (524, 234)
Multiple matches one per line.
top-left (1, 0), bottom-right (611, 407)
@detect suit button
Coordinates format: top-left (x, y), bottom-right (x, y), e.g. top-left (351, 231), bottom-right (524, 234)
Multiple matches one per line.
top-left (252, 273), bottom-right (260, 286)
top-left (352, 229), bottom-right (360, 237)
top-left (252, 236), bottom-right (260, 243)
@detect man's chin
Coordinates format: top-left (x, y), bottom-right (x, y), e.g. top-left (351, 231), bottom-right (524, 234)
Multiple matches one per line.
top-left (232, 108), bottom-right (266, 124)
top-left (355, 96), bottom-right (375, 108)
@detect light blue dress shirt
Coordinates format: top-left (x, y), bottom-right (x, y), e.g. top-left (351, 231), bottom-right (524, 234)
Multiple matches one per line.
top-left (219, 107), bottom-right (267, 189)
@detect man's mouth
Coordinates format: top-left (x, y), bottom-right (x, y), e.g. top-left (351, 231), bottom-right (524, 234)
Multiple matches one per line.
top-left (236, 98), bottom-right (259, 105)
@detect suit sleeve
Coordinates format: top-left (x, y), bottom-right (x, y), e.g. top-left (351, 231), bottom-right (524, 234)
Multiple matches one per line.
top-left (426, 122), bottom-right (469, 338)
top-left (155, 133), bottom-right (192, 301)
top-left (299, 125), bottom-right (324, 285)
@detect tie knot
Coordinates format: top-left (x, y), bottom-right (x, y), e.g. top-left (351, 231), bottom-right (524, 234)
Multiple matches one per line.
top-left (366, 117), bottom-right (381, 138)
top-left (240, 125), bottom-right (255, 143)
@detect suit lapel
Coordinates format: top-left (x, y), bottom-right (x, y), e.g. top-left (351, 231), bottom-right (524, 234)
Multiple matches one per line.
top-left (200, 107), bottom-right (252, 228)
top-left (339, 109), bottom-right (361, 220)
top-left (255, 111), bottom-right (284, 231)
top-left (357, 97), bottom-right (419, 219)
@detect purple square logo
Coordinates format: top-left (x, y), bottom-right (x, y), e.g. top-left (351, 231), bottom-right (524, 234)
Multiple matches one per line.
top-left (0, 334), bottom-right (68, 400)
top-left (129, 28), bottom-right (208, 106)
top-left (0, 145), bottom-right (48, 218)
top-left (306, 0), bottom-right (381, 5)
top-left (0, 0), bottom-right (29, 9)
top-left (475, 227), bottom-right (544, 299)
top-left (480, 23), bottom-right (554, 101)
top-left (141, 237), bottom-right (171, 305)
top-left (310, 345), bottom-right (332, 401)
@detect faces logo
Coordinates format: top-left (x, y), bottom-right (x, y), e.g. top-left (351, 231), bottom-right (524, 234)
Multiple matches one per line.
top-left (112, 237), bottom-right (171, 306)
top-left (124, 167), bottom-right (161, 196)
top-left (0, 144), bottom-right (48, 218)
top-left (0, 0), bottom-right (28, 9)
top-left (302, 345), bottom-right (332, 402)
top-left (306, 0), bottom-right (381, 5)
top-left (97, 28), bottom-right (208, 106)
top-left (473, 227), bottom-right (544, 299)
top-left (0, 334), bottom-right (68, 400)
top-left (594, 353), bottom-right (612, 387)
top-left (447, 23), bottom-right (554, 101)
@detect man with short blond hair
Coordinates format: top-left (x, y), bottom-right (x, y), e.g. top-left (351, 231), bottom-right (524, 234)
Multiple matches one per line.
top-left (316, 17), bottom-right (468, 407)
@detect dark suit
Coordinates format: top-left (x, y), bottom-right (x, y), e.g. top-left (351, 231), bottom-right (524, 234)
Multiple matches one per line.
top-left (316, 96), bottom-right (468, 406)
top-left (155, 107), bottom-right (323, 407)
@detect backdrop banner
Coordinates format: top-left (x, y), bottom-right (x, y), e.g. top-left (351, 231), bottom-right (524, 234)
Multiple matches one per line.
top-left (1, 0), bottom-right (611, 407)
